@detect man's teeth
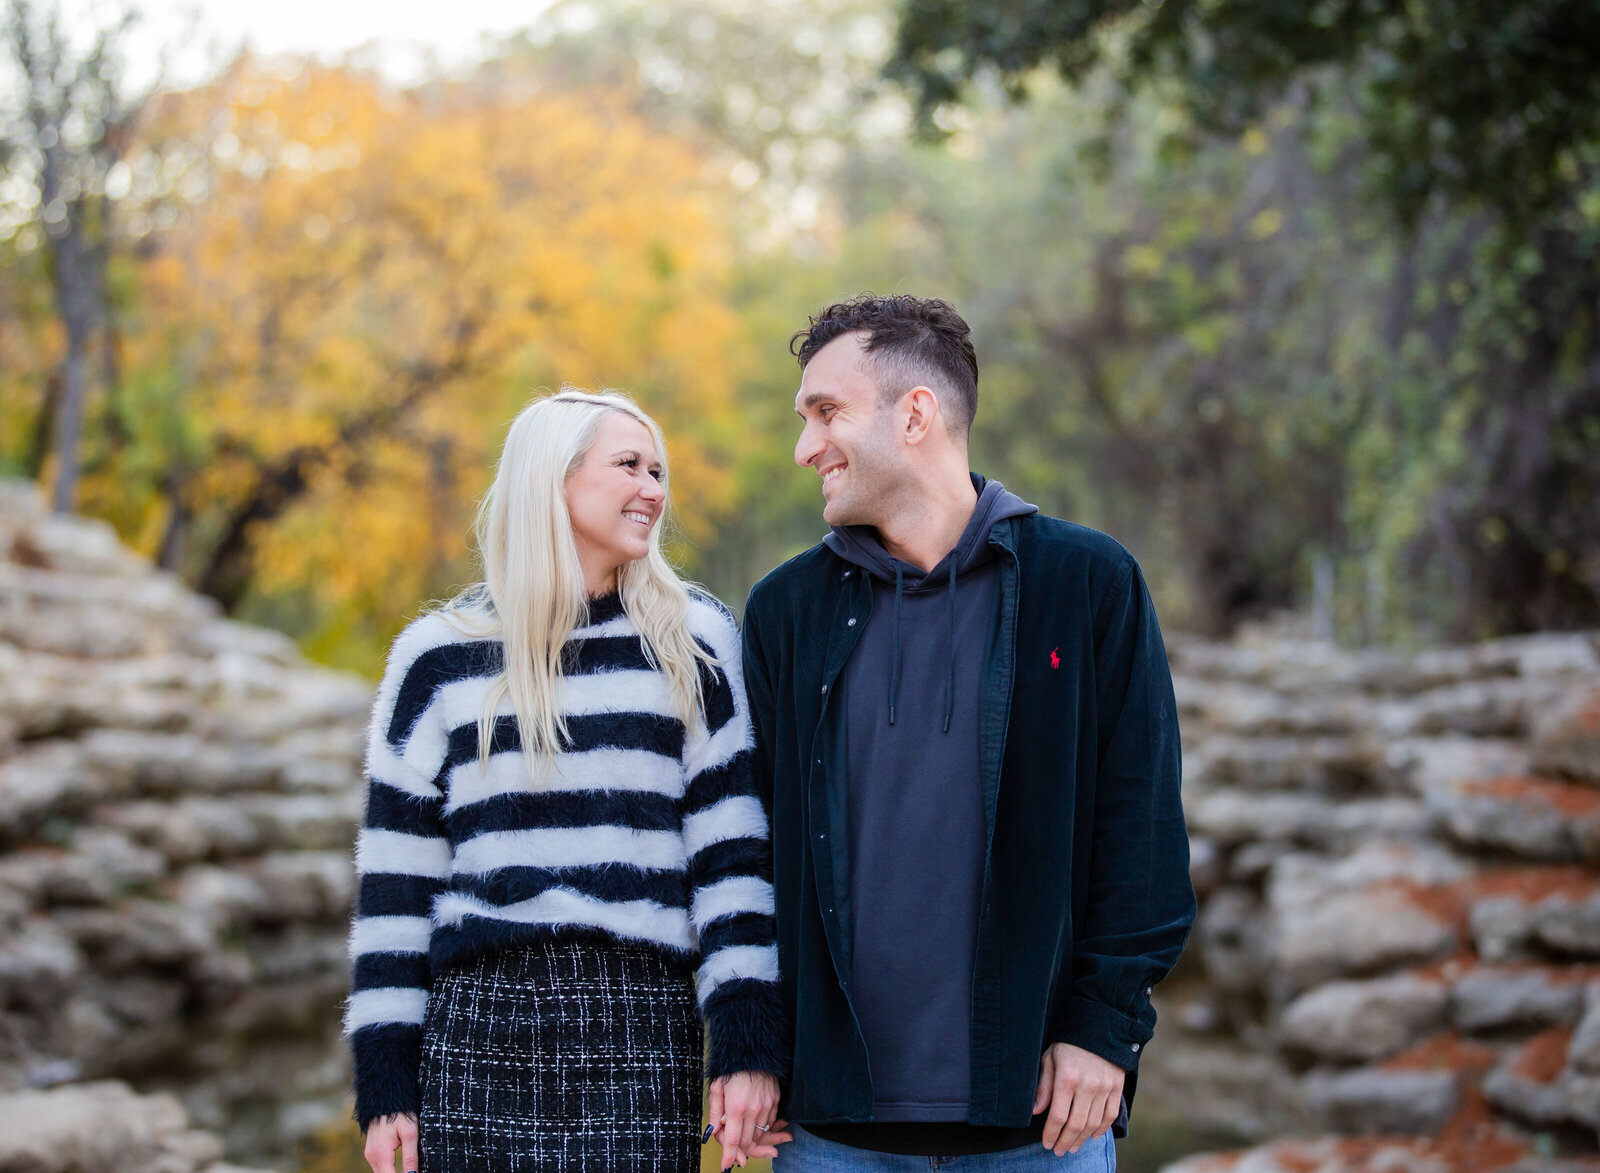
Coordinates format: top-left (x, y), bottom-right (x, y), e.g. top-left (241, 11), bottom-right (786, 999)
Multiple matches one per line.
top-left (823, 467), bottom-right (844, 485)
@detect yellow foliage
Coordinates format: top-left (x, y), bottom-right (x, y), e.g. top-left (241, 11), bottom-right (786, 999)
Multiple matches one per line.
top-left (91, 59), bottom-right (745, 665)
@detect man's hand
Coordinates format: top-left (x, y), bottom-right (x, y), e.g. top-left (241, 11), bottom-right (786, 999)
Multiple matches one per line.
top-left (362, 1111), bottom-right (418, 1173)
top-left (708, 1071), bottom-right (788, 1169)
top-left (1033, 1042), bottom-right (1124, 1157)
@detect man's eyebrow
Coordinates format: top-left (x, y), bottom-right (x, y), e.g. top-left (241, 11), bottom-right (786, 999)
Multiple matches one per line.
top-left (795, 391), bottom-right (835, 418)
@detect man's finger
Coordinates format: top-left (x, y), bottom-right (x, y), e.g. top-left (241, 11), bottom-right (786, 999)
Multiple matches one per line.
top-left (1033, 1050), bottom-right (1055, 1116)
top-left (1094, 1091), bottom-right (1121, 1139)
top-left (1068, 1090), bottom-right (1108, 1154)
top-left (749, 1122), bottom-right (795, 1156)
top-left (1041, 1072), bottom-right (1076, 1151)
top-left (1053, 1086), bottom-right (1092, 1157)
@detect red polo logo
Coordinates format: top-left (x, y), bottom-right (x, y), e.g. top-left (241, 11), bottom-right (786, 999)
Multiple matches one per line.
top-left (1050, 647), bottom-right (1060, 670)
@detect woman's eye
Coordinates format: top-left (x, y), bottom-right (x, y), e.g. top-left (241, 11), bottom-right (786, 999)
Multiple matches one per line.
top-left (649, 469), bottom-right (664, 481)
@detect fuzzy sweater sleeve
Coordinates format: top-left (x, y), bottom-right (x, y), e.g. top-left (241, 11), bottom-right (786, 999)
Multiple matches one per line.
top-left (682, 597), bottom-right (789, 1080)
top-left (344, 616), bottom-right (454, 1129)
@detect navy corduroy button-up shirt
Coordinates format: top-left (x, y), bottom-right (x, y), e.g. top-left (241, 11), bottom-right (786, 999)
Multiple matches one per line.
top-left (740, 509), bottom-right (1197, 1134)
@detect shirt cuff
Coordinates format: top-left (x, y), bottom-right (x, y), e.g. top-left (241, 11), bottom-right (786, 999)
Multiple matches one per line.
top-left (1048, 993), bottom-right (1154, 1074)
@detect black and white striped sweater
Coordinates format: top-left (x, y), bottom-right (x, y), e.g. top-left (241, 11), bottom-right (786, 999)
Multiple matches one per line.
top-left (344, 590), bottom-right (786, 1127)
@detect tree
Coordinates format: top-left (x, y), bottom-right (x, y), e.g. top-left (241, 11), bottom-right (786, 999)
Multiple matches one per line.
top-left (1, 0), bottom-right (149, 511)
top-left (887, 0), bottom-right (1600, 636)
top-left (889, 0), bottom-right (1600, 228)
top-left (88, 59), bottom-right (746, 666)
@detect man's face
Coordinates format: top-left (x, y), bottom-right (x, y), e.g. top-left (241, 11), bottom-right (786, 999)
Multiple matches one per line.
top-left (794, 332), bottom-right (903, 527)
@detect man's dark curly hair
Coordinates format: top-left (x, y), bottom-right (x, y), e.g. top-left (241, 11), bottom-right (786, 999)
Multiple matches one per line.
top-left (790, 294), bottom-right (979, 437)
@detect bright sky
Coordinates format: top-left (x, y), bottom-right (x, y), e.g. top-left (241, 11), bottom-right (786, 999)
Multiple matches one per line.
top-left (61, 0), bottom-right (559, 85)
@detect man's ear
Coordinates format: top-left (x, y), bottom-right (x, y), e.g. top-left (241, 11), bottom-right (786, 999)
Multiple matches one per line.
top-left (902, 386), bottom-right (941, 446)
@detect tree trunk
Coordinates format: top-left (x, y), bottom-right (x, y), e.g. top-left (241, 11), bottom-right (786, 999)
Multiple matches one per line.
top-left (49, 336), bottom-right (88, 513)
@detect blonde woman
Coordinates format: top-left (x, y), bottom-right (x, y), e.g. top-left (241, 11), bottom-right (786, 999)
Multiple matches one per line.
top-left (345, 390), bottom-right (788, 1173)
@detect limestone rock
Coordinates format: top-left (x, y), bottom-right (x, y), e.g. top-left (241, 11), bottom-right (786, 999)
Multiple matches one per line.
top-left (1451, 965), bottom-right (1586, 1032)
top-left (1380, 735), bottom-right (1534, 795)
top-left (0, 1080), bottom-right (271, 1173)
top-left (1535, 892), bottom-right (1600, 957)
top-left (1482, 1026), bottom-right (1576, 1126)
top-left (1197, 887), bottom-right (1266, 995)
top-left (1470, 894), bottom-right (1545, 963)
top-left (1571, 982), bottom-right (1600, 1074)
top-left (1271, 887), bottom-right (1457, 994)
top-left (1534, 685), bottom-right (1600, 785)
top-left (1279, 976), bottom-right (1449, 1063)
top-left (1428, 774), bottom-right (1600, 862)
top-left (1300, 1067), bottom-right (1460, 1134)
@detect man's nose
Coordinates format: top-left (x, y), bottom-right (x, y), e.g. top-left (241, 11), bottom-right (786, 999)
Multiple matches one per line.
top-left (794, 422), bottom-right (821, 468)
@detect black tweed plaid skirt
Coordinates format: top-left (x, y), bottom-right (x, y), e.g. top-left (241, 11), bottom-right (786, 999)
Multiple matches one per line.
top-left (418, 938), bottom-right (702, 1173)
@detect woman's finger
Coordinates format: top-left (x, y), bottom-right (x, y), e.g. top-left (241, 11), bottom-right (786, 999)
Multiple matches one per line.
top-left (398, 1113), bottom-right (419, 1173)
top-left (362, 1117), bottom-right (398, 1173)
top-left (717, 1099), bottom-right (744, 1172)
top-left (708, 1078), bottom-right (725, 1137)
top-left (735, 1098), bottom-right (759, 1166)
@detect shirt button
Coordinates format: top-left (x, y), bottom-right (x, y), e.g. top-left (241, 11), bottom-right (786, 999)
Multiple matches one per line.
top-left (847, 618), bottom-right (856, 627)
top-left (1146, 987), bottom-right (1153, 995)
top-left (821, 684), bottom-right (828, 694)
top-left (1131, 1043), bottom-right (1140, 1053)
top-left (842, 570), bottom-right (852, 579)
top-left (818, 833), bottom-right (827, 840)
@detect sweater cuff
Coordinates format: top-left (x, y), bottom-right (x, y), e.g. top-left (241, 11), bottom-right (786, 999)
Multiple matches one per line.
top-left (1048, 994), bottom-right (1153, 1075)
top-left (351, 1023), bottom-right (423, 1130)
top-left (704, 978), bottom-right (790, 1081)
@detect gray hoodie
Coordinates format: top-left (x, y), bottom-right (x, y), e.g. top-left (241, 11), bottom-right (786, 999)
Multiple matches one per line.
top-left (819, 476), bottom-right (1038, 1124)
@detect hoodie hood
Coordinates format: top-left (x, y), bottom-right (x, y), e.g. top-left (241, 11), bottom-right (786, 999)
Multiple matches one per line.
top-left (823, 475), bottom-right (1037, 732)
top-left (823, 474), bottom-right (1038, 584)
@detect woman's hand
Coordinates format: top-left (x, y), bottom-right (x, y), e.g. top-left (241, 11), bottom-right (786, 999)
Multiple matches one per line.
top-left (363, 1111), bottom-right (419, 1173)
top-left (708, 1071), bottom-right (788, 1170)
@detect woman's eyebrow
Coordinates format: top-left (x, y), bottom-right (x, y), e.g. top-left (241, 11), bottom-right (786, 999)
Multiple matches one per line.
top-left (611, 448), bottom-right (662, 467)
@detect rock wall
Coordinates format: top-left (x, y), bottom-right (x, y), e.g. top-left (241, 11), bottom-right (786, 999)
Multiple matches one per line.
top-left (0, 1081), bottom-right (272, 1173)
top-left (0, 480), bottom-right (370, 1162)
top-left (1153, 624), bottom-right (1600, 1172)
top-left (7, 475), bottom-right (1600, 1173)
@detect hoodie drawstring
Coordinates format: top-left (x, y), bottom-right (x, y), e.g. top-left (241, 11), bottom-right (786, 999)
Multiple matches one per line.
top-left (943, 559), bottom-right (956, 733)
top-left (888, 562), bottom-right (903, 726)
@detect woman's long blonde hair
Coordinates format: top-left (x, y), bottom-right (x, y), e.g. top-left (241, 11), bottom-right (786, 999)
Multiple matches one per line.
top-left (443, 388), bottom-right (713, 784)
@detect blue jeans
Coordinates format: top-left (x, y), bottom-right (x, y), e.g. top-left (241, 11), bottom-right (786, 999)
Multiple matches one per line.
top-left (774, 1126), bottom-right (1117, 1172)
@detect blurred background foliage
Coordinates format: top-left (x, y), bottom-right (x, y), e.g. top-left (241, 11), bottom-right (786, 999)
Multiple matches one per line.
top-left (3, 0), bottom-right (1599, 678)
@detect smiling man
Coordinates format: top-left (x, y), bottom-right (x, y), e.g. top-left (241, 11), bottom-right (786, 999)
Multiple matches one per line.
top-left (740, 294), bottom-right (1197, 1171)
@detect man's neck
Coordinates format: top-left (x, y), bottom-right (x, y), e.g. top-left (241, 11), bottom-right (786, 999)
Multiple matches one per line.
top-left (874, 471), bottom-right (980, 573)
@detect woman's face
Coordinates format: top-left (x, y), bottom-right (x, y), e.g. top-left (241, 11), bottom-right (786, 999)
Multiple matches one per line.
top-left (565, 411), bottom-right (666, 593)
